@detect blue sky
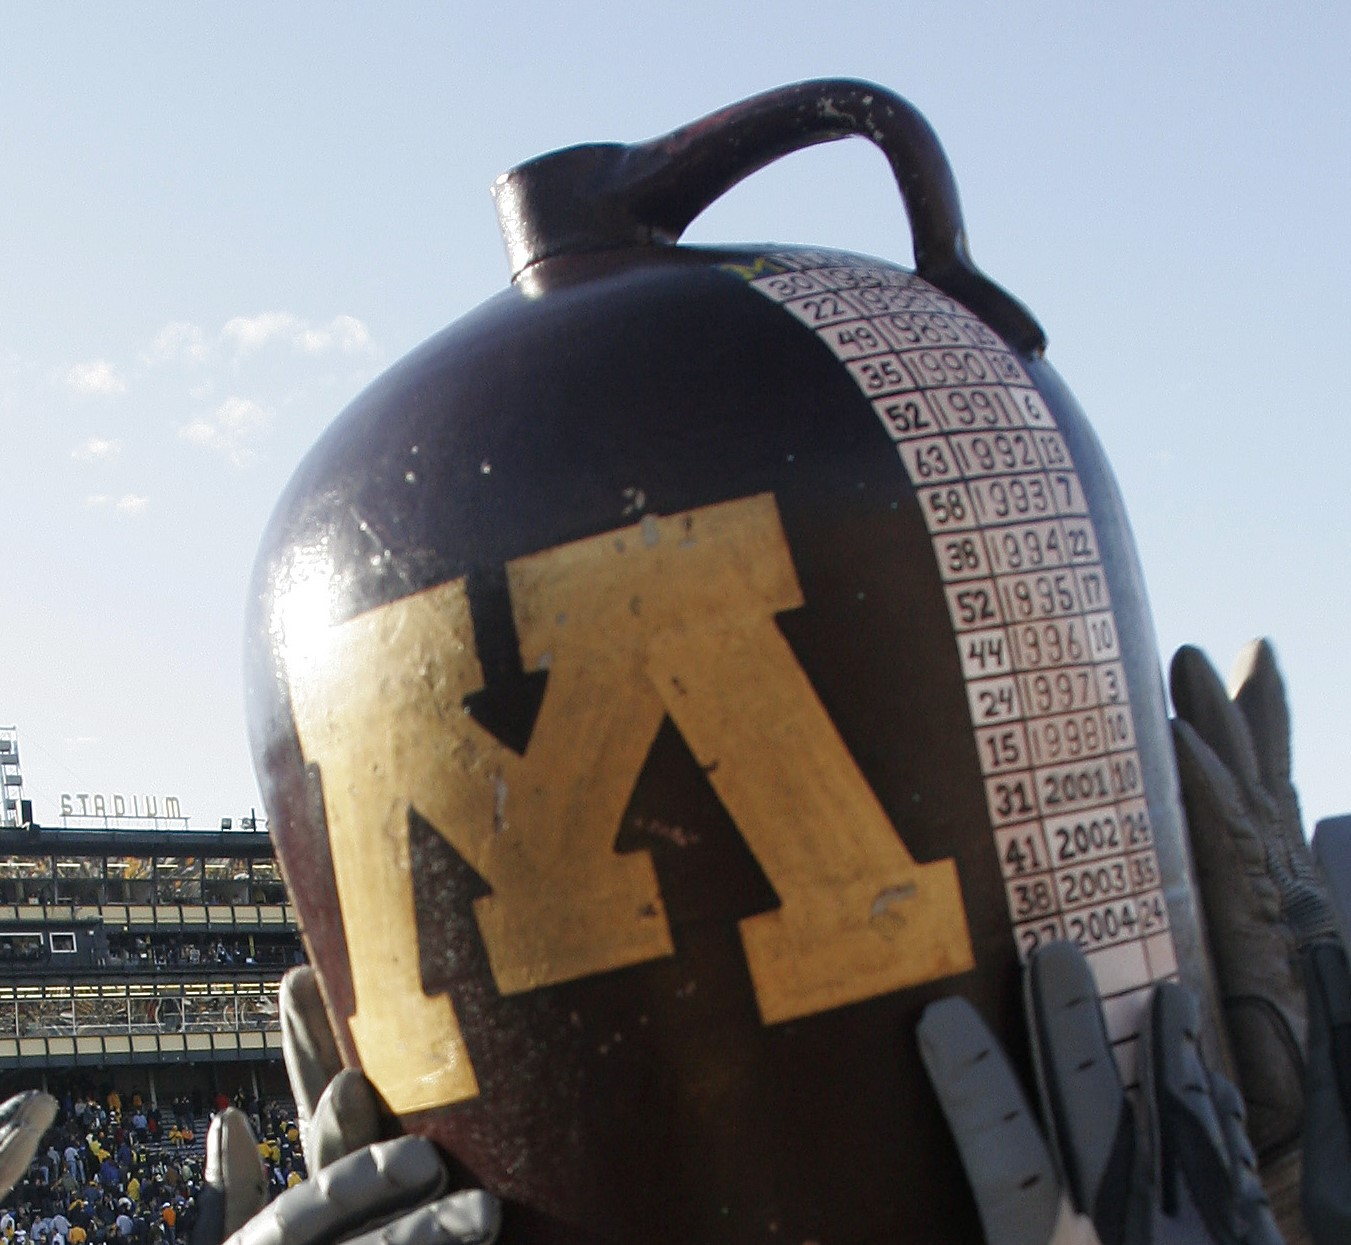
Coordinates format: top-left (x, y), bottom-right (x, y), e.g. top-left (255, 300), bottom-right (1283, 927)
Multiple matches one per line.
top-left (3, 4), bottom-right (1348, 830)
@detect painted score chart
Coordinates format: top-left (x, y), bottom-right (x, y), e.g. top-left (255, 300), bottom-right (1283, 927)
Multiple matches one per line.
top-left (739, 251), bottom-right (1178, 1073)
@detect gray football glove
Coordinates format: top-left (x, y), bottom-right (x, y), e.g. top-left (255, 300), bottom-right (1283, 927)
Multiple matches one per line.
top-left (0, 1091), bottom-right (56, 1200)
top-left (196, 1108), bottom-right (270, 1243)
top-left (225, 1137), bottom-right (500, 1245)
top-left (280, 964), bottom-right (399, 1173)
top-left (1170, 641), bottom-right (1337, 1172)
top-left (206, 966), bottom-right (499, 1245)
top-left (1298, 938), bottom-right (1351, 1244)
top-left (919, 940), bottom-right (1281, 1245)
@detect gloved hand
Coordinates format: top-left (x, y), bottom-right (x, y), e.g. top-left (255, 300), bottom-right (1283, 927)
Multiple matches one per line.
top-left (1299, 940), bottom-right (1351, 1243)
top-left (224, 1136), bottom-right (500, 1245)
top-left (0, 1091), bottom-right (57, 1199)
top-left (1305, 817), bottom-right (1351, 1240)
top-left (196, 1108), bottom-right (270, 1243)
top-left (203, 966), bottom-right (499, 1245)
top-left (919, 940), bottom-right (1282, 1245)
top-left (280, 964), bottom-right (399, 1173)
top-left (1170, 641), bottom-right (1338, 1169)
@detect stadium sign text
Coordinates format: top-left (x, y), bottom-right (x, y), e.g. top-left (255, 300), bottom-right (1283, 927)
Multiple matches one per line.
top-left (59, 793), bottom-right (184, 819)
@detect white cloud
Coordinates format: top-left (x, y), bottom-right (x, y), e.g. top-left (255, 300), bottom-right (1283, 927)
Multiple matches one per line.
top-left (145, 312), bottom-right (375, 376)
top-left (298, 314), bottom-right (373, 355)
top-left (221, 311), bottom-right (373, 358)
top-left (222, 311), bottom-right (304, 355)
top-left (66, 359), bottom-right (127, 396)
top-left (85, 493), bottom-right (148, 515)
top-left (150, 321), bottom-right (212, 365)
top-left (179, 395), bottom-right (271, 466)
top-left (71, 436), bottom-right (121, 462)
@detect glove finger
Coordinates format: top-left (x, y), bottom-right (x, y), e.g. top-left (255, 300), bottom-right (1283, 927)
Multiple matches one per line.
top-left (205, 1108), bottom-right (268, 1236)
top-left (1231, 640), bottom-right (1313, 888)
top-left (1314, 816), bottom-right (1351, 941)
top-left (0, 1091), bottom-right (57, 1199)
top-left (1169, 645), bottom-right (1264, 795)
top-left (1146, 982), bottom-right (1229, 1205)
top-left (918, 996), bottom-right (1062, 1245)
top-left (1302, 941), bottom-right (1351, 1245)
top-left (1229, 640), bottom-right (1293, 796)
top-left (1024, 942), bottom-right (1142, 1242)
top-left (281, 966), bottom-right (345, 1144)
top-left (345, 1190), bottom-right (501, 1245)
top-left (228, 1136), bottom-right (448, 1245)
top-left (1147, 982), bottom-right (1282, 1245)
top-left (309, 1068), bottom-right (396, 1172)
top-left (1170, 721), bottom-right (1272, 879)
top-left (1208, 1078), bottom-right (1283, 1245)
top-left (1176, 695), bottom-right (1333, 945)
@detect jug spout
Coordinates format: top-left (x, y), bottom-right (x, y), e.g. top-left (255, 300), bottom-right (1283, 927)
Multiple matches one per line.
top-left (492, 142), bottom-right (654, 279)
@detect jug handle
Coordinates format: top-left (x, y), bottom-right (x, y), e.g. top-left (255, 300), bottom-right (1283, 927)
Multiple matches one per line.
top-left (494, 78), bottom-right (1046, 356)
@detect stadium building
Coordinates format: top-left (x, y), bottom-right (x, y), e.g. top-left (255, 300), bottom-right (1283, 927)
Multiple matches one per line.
top-left (0, 727), bottom-right (300, 1106)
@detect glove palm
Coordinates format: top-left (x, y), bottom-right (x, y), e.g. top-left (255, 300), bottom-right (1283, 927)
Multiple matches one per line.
top-left (199, 966), bottom-right (499, 1245)
top-left (919, 941), bottom-right (1281, 1245)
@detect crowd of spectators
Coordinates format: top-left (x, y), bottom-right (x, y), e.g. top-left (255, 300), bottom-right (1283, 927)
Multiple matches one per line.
top-left (0, 1085), bottom-right (306, 1245)
top-left (102, 935), bottom-right (300, 972)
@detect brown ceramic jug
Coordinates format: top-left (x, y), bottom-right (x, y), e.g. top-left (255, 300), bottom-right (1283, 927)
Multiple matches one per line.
top-left (246, 79), bottom-right (1214, 1243)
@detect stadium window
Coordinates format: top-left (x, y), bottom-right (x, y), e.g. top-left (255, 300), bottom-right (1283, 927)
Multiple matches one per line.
top-left (0, 855), bottom-right (52, 904)
top-left (0, 932), bottom-right (45, 962)
top-left (107, 855), bottom-right (154, 903)
top-left (249, 859), bottom-right (287, 904)
top-left (203, 857), bottom-right (251, 904)
top-left (0, 857), bottom-right (26, 904)
top-left (155, 856), bottom-right (203, 902)
top-left (54, 856), bottom-right (104, 905)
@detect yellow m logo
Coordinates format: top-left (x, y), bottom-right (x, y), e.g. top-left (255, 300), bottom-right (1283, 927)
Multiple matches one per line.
top-left (289, 493), bottom-right (973, 1113)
